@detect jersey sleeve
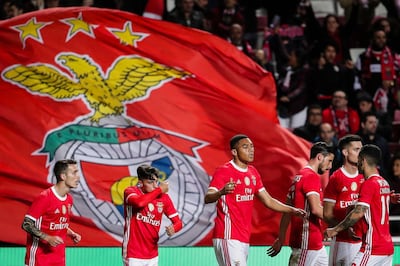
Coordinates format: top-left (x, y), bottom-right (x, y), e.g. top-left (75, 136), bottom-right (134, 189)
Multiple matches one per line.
top-left (25, 191), bottom-right (49, 221)
top-left (357, 180), bottom-right (376, 207)
top-left (208, 166), bottom-right (228, 191)
top-left (163, 195), bottom-right (182, 233)
top-left (302, 173), bottom-right (321, 197)
top-left (124, 186), bottom-right (162, 208)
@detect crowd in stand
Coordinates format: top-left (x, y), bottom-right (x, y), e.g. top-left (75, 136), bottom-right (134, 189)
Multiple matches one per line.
top-left (3, 0), bottom-right (400, 228)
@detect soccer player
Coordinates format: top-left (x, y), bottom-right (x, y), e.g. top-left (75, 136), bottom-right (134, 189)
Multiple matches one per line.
top-left (267, 142), bottom-right (335, 265)
top-left (323, 134), bottom-right (364, 266)
top-left (21, 159), bottom-right (81, 266)
top-left (122, 164), bottom-right (182, 266)
top-left (325, 144), bottom-right (394, 265)
top-left (205, 134), bottom-right (306, 266)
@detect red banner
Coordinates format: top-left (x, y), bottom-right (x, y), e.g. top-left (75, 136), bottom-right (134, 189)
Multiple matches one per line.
top-left (0, 7), bottom-right (310, 246)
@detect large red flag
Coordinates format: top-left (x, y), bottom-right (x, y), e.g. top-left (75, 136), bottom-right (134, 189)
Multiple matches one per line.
top-left (0, 7), bottom-right (310, 246)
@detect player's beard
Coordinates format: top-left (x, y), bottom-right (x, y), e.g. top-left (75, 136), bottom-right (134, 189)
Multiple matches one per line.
top-left (317, 163), bottom-right (325, 175)
top-left (347, 158), bottom-right (358, 167)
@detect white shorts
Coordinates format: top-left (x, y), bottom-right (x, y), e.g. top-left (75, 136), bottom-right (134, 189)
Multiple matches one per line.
top-left (328, 239), bottom-right (361, 266)
top-left (124, 256), bottom-right (158, 266)
top-left (351, 252), bottom-right (393, 266)
top-left (289, 247), bottom-right (328, 266)
top-left (213, 238), bottom-right (249, 266)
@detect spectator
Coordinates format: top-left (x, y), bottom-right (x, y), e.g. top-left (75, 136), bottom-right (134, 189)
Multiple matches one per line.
top-left (194, 0), bottom-right (212, 31)
top-left (301, 1), bottom-right (357, 66)
top-left (357, 111), bottom-right (391, 177)
top-left (314, 122), bottom-right (340, 179)
top-left (354, 28), bottom-right (398, 105)
top-left (166, 0), bottom-right (206, 30)
top-left (339, 0), bottom-right (380, 47)
top-left (381, 0), bottom-right (400, 22)
top-left (322, 90), bottom-right (360, 139)
top-left (371, 17), bottom-right (400, 54)
top-left (253, 48), bottom-right (275, 74)
top-left (277, 41), bottom-right (311, 129)
top-left (356, 91), bottom-right (393, 141)
top-left (293, 104), bottom-right (323, 142)
top-left (308, 42), bottom-right (356, 109)
top-left (227, 23), bottom-right (253, 56)
top-left (210, 0), bottom-right (245, 39)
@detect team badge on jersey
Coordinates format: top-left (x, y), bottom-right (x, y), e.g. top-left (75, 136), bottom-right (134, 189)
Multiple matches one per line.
top-left (156, 202), bottom-right (164, 213)
top-left (351, 182), bottom-right (358, 191)
top-left (148, 203), bottom-right (154, 212)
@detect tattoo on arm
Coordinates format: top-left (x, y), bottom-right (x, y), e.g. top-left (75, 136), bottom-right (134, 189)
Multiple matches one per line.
top-left (338, 205), bottom-right (367, 231)
top-left (21, 217), bottom-right (47, 239)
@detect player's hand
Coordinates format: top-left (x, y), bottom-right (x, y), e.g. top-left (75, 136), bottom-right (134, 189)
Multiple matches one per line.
top-left (347, 227), bottom-right (361, 241)
top-left (324, 227), bottom-right (338, 240)
top-left (159, 181), bottom-right (169, 194)
top-left (69, 232), bottom-right (81, 244)
top-left (165, 225), bottom-right (175, 236)
top-left (292, 207), bottom-right (306, 217)
top-left (44, 235), bottom-right (64, 247)
top-left (221, 178), bottom-right (236, 195)
top-left (390, 191), bottom-right (400, 204)
top-left (266, 238), bottom-right (282, 257)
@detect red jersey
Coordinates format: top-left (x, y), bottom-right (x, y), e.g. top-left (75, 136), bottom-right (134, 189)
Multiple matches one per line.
top-left (208, 161), bottom-right (265, 243)
top-left (357, 174), bottom-right (394, 255)
top-left (24, 186), bottom-right (73, 266)
top-left (322, 107), bottom-right (360, 139)
top-left (323, 167), bottom-right (364, 242)
top-left (122, 186), bottom-right (180, 260)
top-left (288, 166), bottom-right (323, 250)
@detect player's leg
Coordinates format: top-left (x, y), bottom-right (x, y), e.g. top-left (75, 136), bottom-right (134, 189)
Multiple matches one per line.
top-left (335, 242), bottom-right (361, 266)
top-left (127, 257), bottom-right (158, 266)
top-left (304, 247), bottom-right (328, 266)
top-left (328, 237), bottom-right (338, 266)
top-left (289, 248), bottom-right (328, 266)
top-left (213, 238), bottom-right (248, 266)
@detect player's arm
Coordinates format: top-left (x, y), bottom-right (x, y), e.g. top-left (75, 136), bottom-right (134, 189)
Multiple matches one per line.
top-left (204, 181), bottom-right (236, 204)
top-left (325, 204), bottom-right (367, 239)
top-left (125, 181), bottom-right (168, 208)
top-left (267, 197), bottom-right (294, 257)
top-left (165, 214), bottom-right (183, 236)
top-left (257, 189), bottom-right (305, 217)
top-left (67, 227), bottom-right (81, 244)
top-left (323, 200), bottom-right (338, 227)
top-left (21, 216), bottom-right (47, 239)
top-left (307, 193), bottom-right (323, 219)
top-left (21, 216), bottom-right (64, 247)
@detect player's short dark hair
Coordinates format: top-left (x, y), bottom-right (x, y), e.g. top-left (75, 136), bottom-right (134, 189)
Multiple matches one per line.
top-left (338, 134), bottom-right (362, 151)
top-left (310, 142), bottom-right (333, 159)
top-left (54, 159), bottom-right (77, 182)
top-left (137, 164), bottom-right (159, 180)
top-left (359, 144), bottom-right (381, 167)
top-left (360, 111), bottom-right (377, 124)
top-left (230, 134), bottom-right (249, 149)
